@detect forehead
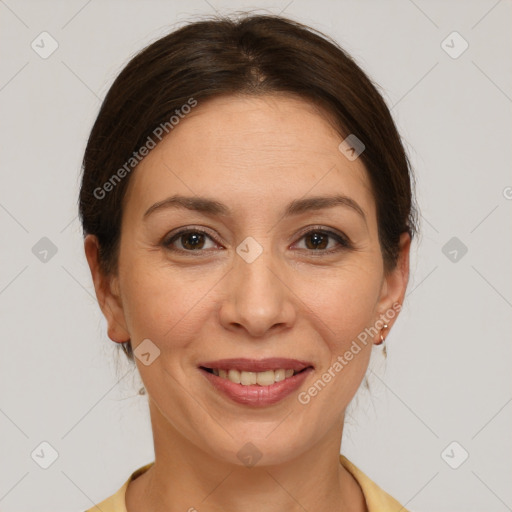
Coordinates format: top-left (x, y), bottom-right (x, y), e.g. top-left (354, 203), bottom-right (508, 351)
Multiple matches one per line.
top-left (123, 94), bottom-right (375, 221)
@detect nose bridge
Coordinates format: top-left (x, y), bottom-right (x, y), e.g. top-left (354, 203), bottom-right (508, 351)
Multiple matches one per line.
top-left (221, 235), bottom-right (294, 336)
top-left (237, 244), bottom-right (278, 302)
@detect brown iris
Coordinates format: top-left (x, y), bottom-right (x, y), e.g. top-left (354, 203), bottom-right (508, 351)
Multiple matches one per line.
top-left (304, 232), bottom-right (328, 250)
top-left (180, 232), bottom-right (206, 250)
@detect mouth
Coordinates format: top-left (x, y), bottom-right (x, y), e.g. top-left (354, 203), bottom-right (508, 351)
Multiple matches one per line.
top-left (198, 357), bottom-right (313, 385)
top-left (200, 366), bottom-right (309, 385)
top-left (198, 358), bottom-right (314, 406)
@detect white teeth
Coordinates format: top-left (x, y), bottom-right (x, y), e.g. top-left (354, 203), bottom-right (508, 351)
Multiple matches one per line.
top-left (256, 370), bottom-right (275, 386)
top-left (228, 369), bottom-right (241, 383)
top-left (274, 369), bottom-right (286, 382)
top-left (212, 368), bottom-right (299, 386)
top-left (240, 371), bottom-right (257, 385)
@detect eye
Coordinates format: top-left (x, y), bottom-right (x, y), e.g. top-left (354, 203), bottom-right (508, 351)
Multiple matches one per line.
top-left (293, 227), bottom-right (351, 253)
top-left (162, 226), bottom-right (351, 255)
top-left (163, 228), bottom-right (220, 253)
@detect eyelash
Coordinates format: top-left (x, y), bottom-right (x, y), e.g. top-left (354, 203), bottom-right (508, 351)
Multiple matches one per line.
top-left (162, 226), bottom-right (352, 256)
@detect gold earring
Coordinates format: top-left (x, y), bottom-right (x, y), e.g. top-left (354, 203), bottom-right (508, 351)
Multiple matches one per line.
top-left (376, 324), bottom-right (388, 346)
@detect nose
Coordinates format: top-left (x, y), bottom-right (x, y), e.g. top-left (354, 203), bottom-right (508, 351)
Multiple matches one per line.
top-left (218, 246), bottom-right (296, 338)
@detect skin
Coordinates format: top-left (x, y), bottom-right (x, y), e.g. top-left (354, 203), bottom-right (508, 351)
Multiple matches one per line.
top-left (85, 93), bottom-right (410, 512)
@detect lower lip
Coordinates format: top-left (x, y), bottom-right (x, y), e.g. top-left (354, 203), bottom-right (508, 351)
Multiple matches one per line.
top-left (200, 367), bottom-right (313, 407)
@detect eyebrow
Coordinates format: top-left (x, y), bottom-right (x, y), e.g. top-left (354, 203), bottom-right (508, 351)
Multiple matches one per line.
top-left (143, 193), bottom-right (367, 223)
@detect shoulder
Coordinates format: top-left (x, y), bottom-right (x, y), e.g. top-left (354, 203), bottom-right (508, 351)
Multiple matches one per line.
top-left (83, 462), bottom-right (154, 512)
top-left (339, 454), bottom-right (410, 512)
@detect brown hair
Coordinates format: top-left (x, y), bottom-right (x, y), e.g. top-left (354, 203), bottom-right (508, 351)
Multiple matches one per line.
top-left (79, 13), bottom-right (418, 361)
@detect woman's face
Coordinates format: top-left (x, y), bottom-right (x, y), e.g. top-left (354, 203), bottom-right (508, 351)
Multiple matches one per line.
top-left (86, 94), bottom-right (410, 466)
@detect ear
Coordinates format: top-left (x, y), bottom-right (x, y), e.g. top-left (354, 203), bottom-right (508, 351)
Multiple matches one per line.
top-left (374, 232), bottom-right (411, 343)
top-left (84, 234), bottom-right (130, 343)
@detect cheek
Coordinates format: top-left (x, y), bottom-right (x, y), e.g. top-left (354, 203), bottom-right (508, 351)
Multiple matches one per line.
top-left (294, 264), bottom-right (380, 412)
top-left (119, 258), bottom-right (217, 350)
top-left (293, 264), bottom-right (379, 415)
top-left (294, 259), bottom-right (382, 343)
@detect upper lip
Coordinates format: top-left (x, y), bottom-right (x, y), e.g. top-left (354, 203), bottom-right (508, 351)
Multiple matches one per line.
top-left (199, 358), bottom-right (313, 372)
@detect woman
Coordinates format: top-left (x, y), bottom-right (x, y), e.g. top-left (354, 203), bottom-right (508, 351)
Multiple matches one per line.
top-left (80, 13), bottom-right (417, 512)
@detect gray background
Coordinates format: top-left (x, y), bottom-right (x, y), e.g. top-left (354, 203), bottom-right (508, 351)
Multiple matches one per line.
top-left (0, 1), bottom-right (511, 511)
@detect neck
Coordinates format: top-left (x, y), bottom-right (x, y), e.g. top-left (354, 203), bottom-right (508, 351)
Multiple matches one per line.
top-left (125, 401), bottom-right (367, 512)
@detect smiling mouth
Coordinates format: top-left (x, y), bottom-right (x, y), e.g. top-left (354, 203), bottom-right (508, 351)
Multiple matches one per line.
top-left (200, 367), bottom-right (310, 386)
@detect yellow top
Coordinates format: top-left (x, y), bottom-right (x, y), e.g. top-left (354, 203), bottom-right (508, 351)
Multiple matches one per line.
top-left (84, 454), bottom-right (409, 512)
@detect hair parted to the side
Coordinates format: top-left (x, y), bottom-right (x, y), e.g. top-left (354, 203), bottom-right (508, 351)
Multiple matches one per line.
top-left (79, 13), bottom-right (419, 363)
